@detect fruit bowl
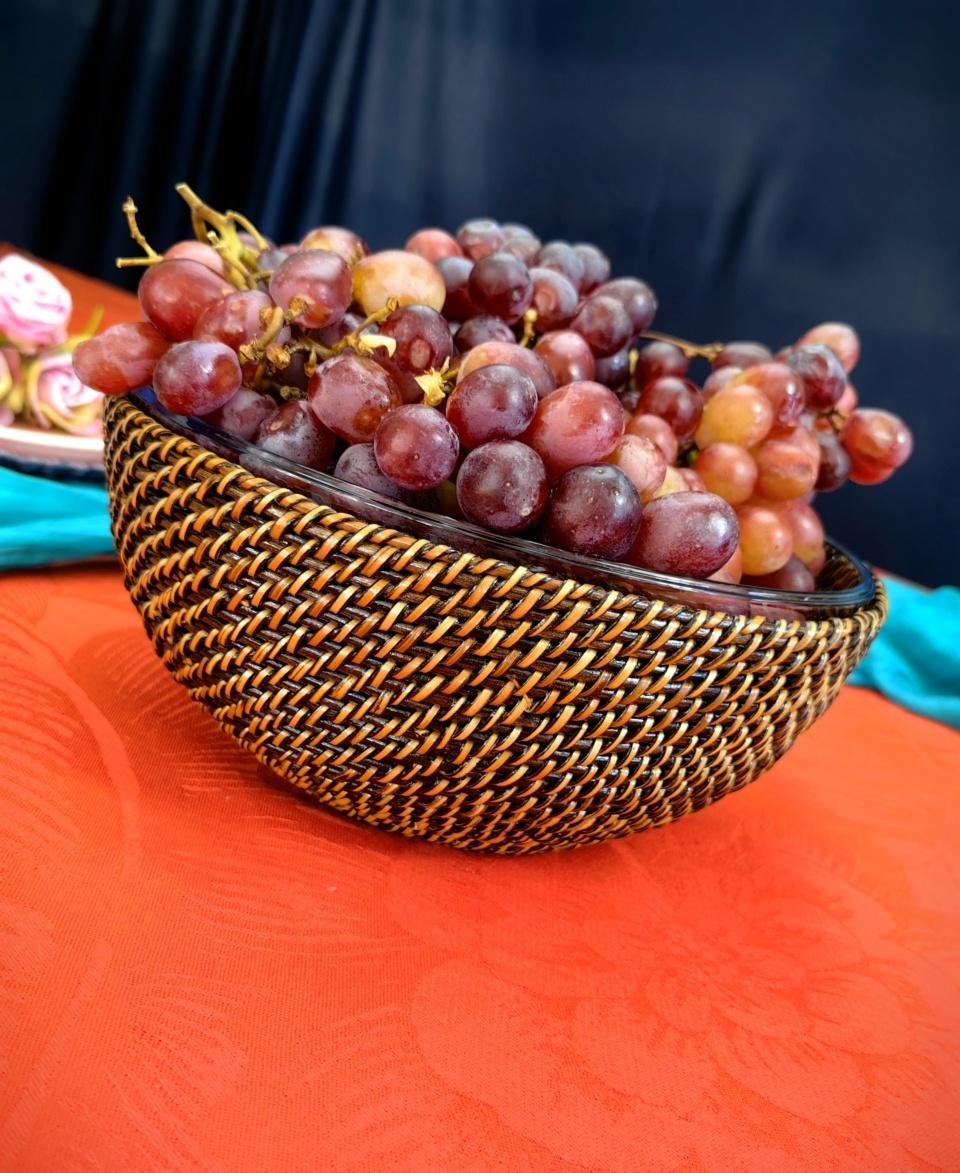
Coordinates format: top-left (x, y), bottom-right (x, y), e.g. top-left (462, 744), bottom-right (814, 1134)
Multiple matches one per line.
top-left (103, 390), bottom-right (886, 854)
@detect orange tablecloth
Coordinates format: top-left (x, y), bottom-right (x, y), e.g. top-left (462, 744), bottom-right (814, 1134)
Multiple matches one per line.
top-left (1, 260), bottom-right (958, 1171)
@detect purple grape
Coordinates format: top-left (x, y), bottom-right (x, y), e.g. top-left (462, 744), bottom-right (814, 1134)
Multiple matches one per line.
top-left (445, 363), bottom-right (538, 449)
top-left (468, 252), bottom-right (534, 324)
top-left (456, 218), bottom-right (505, 261)
top-left (536, 241), bottom-right (586, 291)
top-left (542, 464), bottom-right (642, 558)
top-left (572, 243), bottom-right (611, 292)
top-left (456, 441), bottom-right (549, 533)
top-left (255, 400), bottom-right (336, 469)
top-left (593, 346), bottom-right (631, 390)
top-left (335, 443), bottom-right (418, 501)
top-left (527, 267), bottom-right (579, 332)
top-left (379, 304), bottom-right (454, 373)
top-left (209, 388), bottom-right (277, 440)
top-left (454, 315), bottom-right (516, 352)
top-left (628, 491), bottom-right (738, 578)
top-left (374, 404), bottom-right (459, 490)
top-left (570, 294), bottom-right (633, 357)
top-left (436, 256), bottom-right (476, 321)
top-left (786, 343), bottom-right (847, 410)
top-left (593, 277), bottom-right (658, 334)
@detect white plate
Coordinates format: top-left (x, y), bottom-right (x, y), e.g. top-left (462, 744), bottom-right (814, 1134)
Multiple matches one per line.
top-left (0, 422), bottom-right (104, 477)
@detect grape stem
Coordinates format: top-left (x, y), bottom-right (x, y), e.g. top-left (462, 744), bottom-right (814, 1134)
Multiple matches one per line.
top-left (639, 330), bottom-right (724, 362)
top-left (519, 308), bottom-right (539, 348)
top-left (116, 197), bottom-right (162, 269)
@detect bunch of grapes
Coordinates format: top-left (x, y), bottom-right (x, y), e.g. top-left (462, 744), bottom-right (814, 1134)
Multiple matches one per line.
top-left (75, 188), bottom-right (913, 594)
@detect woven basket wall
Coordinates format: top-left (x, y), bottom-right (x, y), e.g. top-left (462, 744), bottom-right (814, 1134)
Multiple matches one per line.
top-left (103, 396), bottom-right (886, 854)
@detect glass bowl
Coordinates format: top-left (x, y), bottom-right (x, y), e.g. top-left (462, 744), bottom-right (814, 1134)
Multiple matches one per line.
top-left (131, 389), bottom-right (877, 621)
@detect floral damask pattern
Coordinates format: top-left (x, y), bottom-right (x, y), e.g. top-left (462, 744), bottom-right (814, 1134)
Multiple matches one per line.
top-left (0, 564), bottom-right (958, 1173)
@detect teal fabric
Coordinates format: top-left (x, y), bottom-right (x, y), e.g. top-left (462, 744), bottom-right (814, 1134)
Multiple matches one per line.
top-left (851, 577), bottom-right (960, 731)
top-left (0, 466), bottom-right (113, 570)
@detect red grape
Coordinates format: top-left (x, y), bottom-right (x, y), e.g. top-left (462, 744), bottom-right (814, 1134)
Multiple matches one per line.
top-left (536, 242), bottom-right (585, 290)
top-left (255, 400), bottom-right (335, 468)
top-left (523, 381), bottom-right (624, 475)
top-left (533, 330), bottom-right (596, 386)
top-left (445, 363), bottom-right (538, 449)
top-left (635, 376), bottom-right (703, 444)
top-left (458, 340), bottom-right (556, 399)
top-left (543, 464), bottom-right (643, 558)
top-left (593, 278), bottom-right (657, 333)
top-left (374, 404), bottom-right (459, 490)
top-left (680, 468), bottom-right (708, 493)
top-left (785, 343), bottom-right (846, 410)
top-left (379, 305), bottom-right (453, 374)
top-left (456, 219), bottom-right (505, 261)
top-left (269, 249), bottom-right (353, 328)
top-left (732, 362), bottom-right (803, 428)
top-left (779, 500), bottom-right (825, 569)
top-left (527, 267), bottom-right (579, 332)
top-left (625, 413), bottom-right (679, 464)
top-left (404, 228), bottom-right (463, 261)
top-left (713, 340), bottom-right (772, 370)
top-left (744, 556), bottom-right (816, 592)
top-left (593, 346), bottom-right (631, 390)
top-left (797, 321), bottom-right (860, 373)
top-left (153, 340), bottom-right (242, 416)
top-left (138, 259), bottom-right (232, 341)
top-left (300, 226), bottom-right (369, 263)
top-left (164, 240), bottom-right (225, 275)
top-left (454, 316), bottom-right (515, 351)
top-left (456, 441), bottom-right (549, 532)
top-left (209, 387), bottom-right (277, 440)
top-left (308, 351), bottom-right (401, 442)
top-left (605, 434), bottom-right (666, 501)
top-left (570, 294), bottom-right (632, 357)
top-left (634, 340), bottom-right (688, 385)
top-left (72, 321), bottom-right (170, 395)
top-left (694, 442), bottom-right (757, 505)
top-left (572, 243), bottom-right (611, 292)
top-left (842, 409), bottom-right (913, 484)
top-left (468, 251), bottom-right (533, 323)
top-left (836, 381), bottom-right (858, 415)
top-left (753, 438), bottom-right (819, 500)
top-left (628, 492), bottom-right (738, 578)
top-left (436, 256), bottom-right (476, 321)
top-left (193, 291), bottom-right (288, 379)
top-left (709, 544), bottom-right (743, 584)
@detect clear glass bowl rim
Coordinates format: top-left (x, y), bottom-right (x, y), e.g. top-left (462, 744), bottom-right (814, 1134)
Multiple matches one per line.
top-left (129, 389), bottom-right (877, 616)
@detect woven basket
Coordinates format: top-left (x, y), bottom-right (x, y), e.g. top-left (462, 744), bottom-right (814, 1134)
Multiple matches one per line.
top-left (103, 395), bottom-right (886, 854)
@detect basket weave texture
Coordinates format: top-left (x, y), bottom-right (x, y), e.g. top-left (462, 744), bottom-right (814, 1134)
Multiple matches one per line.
top-left (103, 396), bottom-right (886, 854)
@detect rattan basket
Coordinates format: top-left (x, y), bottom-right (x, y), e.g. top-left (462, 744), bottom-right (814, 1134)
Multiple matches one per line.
top-left (103, 393), bottom-right (886, 854)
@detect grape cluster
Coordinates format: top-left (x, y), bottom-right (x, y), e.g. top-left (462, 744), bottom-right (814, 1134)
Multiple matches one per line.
top-left (74, 189), bottom-right (913, 592)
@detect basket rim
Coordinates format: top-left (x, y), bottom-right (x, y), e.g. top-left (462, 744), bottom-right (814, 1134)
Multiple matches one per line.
top-left (121, 390), bottom-right (878, 620)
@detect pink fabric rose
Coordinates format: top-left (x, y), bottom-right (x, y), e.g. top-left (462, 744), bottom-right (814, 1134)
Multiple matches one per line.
top-left (26, 349), bottom-right (102, 436)
top-left (0, 255), bottom-right (72, 354)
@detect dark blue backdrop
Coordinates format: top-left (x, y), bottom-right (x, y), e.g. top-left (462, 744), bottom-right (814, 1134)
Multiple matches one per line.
top-left (5, 0), bottom-right (958, 583)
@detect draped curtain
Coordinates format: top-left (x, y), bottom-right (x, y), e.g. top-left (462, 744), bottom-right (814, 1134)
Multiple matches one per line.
top-left (4, 0), bottom-right (958, 583)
